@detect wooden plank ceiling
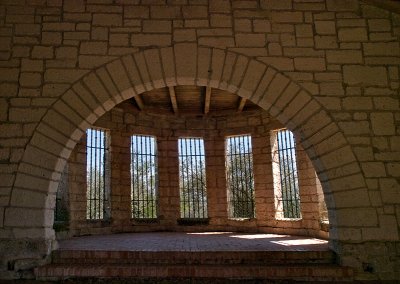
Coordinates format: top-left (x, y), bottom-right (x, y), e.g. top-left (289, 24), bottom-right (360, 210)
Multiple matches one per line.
top-left (129, 86), bottom-right (260, 115)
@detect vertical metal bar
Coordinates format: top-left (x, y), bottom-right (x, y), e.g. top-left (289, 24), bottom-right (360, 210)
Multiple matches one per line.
top-left (135, 136), bottom-right (139, 218)
top-left (151, 137), bottom-right (156, 218)
top-left (239, 136), bottom-right (245, 217)
top-left (88, 130), bottom-right (91, 219)
top-left (277, 131), bottom-right (285, 217)
top-left (91, 129), bottom-right (94, 219)
top-left (247, 136), bottom-right (254, 217)
top-left (244, 136), bottom-right (250, 217)
top-left (144, 136), bottom-right (148, 218)
top-left (179, 139), bottom-right (183, 217)
top-left (131, 136), bottom-right (133, 218)
top-left (235, 137), bottom-right (241, 217)
top-left (288, 131), bottom-right (296, 217)
top-left (285, 130), bottom-right (295, 218)
top-left (283, 131), bottom-right (290, 218)
top-left (193, 139), bottom-right (199, 218)
top-left (103, 131), bottom-right (107, 218)
top-left (94, 129), bottom-right (98, 219)
top-left (142, 136), bottom-right (145, 218)
top-left (185, 139), bottom-right (189, 218)
top-left (289, 132), bottom-right (300, 217)
top-left (188, 139), bottom-right (193, 218)
top-left (230, 138), bottom-right (236, 217)
top-left (198, 139), bottom-right (205, 218)
top-left (226, 138), bottom-right (232, 217)
top-left (149, 136), bottom-right (152, 217)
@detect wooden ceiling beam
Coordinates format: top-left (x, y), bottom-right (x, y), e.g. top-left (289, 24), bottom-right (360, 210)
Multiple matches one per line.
top-left (204, 87), bottom-right (211, 114)
top-left (134, 94), bottom-right (145, 110)
top-left (237, 97), bottom-right (246, 112)
top-left (168, 86), bottom-right (179, 114)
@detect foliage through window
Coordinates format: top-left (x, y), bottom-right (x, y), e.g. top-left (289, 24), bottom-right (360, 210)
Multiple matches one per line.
top-left (274, 129), bottom-right (301, 219)
top-left (131, 135), bottom-right (158, 219)
top-left (226, 135), bottom-right (255, 219)
top-left (86, 128), bottom-right (110, 220)
top-left (178, 138), bottom-right (208, 219)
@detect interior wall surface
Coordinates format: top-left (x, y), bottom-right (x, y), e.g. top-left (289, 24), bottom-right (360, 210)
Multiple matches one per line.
top-left (0, 0), bottom-right (399, 280)
top-left (63, 106), bottom-right (327, 238)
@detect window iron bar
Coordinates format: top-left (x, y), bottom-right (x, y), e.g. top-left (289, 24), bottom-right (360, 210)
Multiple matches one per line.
top-left (131, 135), bottom-right (158, 219)
top-left (86, 128), bottom-right (109, 220)
top-left (276, 129), bottom-right (301, 219)
top-left (178, 138), bottom-right (208, 219)
top-left (226, 135), bottom-right (255, 219)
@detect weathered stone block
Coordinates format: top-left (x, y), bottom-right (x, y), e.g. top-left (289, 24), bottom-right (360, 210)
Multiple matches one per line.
top-left (338, 28), bottom-right (368, 42)
top-left (32, 46), bottom-right (54, 59)
top-left (80, 41), bottom-right (108, 55)
top-left (326, 50), bottom-right (363, 64)
top-left (131, 34), bottom-right (171, 47)
top-left (294, 57), bottom-right (325, 71)
top-left (326, 0), bottom-right (359, 11)
top-left (93, 14), bottom-right (122, 26)
top-left (343, 66), bottom-right (388, 87)
top-left (260, 0), bottom-right (292, 10)
top-left (235, 34), bottom-right (266, 47)
top-left (370, 113), bottom-right (395, 136)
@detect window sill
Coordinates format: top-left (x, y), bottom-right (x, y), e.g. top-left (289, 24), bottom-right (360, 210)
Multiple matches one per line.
top-left (86, 219), bottom-right (112, 225)
top-left (275, 217), bottom-right (302, 222)
top-left (228, 218), bottom-right (256, 222)
top-left (132, 218), bottom-right (159, 224)
top-left (177, 218), bottom-right (209, 226)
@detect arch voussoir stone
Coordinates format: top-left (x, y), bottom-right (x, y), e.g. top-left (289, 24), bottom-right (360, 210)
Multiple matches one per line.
top-left (144, 49), bottom-right (166, 89)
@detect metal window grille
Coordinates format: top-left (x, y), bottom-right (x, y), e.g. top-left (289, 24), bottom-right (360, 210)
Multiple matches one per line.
top-left (131, 135), bottom-right (158, 219)
top-left (86, 128), bottom-right (110, 220)
top-left (178, 138), bottom-right (208, 219)
top-left (276, 129), bottom-right (301, 219)
top-left (226, 135), bottom-right (255, 219)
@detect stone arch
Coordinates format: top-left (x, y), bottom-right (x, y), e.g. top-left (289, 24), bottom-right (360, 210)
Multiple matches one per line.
top-left (7, 43), bottom-right (368, 251)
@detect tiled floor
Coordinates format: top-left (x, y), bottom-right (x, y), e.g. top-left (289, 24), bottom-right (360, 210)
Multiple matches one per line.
top-left (59, 232), bottom-right (329, 252)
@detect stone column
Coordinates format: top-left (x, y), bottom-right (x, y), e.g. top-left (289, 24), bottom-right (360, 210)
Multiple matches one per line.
top-left (158, 137), bottom-right (180, 227)
top-left (206, 137), bottom-right (228, 226)
top-left (110, 129), bottom-right (131, 232)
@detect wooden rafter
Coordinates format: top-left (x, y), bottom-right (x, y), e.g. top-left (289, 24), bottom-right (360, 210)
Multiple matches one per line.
top-left (168, 86), bottom-right (179, 114)
top-left (237, 97), bottom-right (246, 112)
top-left (134, 94), bottom-right (145, 110)
top-left (204, 87), bottom-right (211, 114)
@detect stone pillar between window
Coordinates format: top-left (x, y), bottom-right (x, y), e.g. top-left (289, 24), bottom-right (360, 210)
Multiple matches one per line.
top-left (158, 137), bottom-right (180, 226)
top-left (206, 137), bottom-right (228, 225)
top-left (253, 133), bottom-right (274, 224)
top-left (110, 129), bottom-right (131, 232)
top-left (68, 134), bottom-right (88, 235)
top-left (296, 142), bottom-right (327, 238)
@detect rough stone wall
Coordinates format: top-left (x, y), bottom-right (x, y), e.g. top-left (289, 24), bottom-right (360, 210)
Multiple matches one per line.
top-left (64, 106), bottom-right (326, 237)
top-left (0, 0), bottom-right (399, 280)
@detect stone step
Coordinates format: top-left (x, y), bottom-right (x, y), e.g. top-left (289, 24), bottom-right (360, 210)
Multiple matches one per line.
top-left (52, 250), bottom-right (336, 265)
top-left (35, 263), bottom-right (354, 282)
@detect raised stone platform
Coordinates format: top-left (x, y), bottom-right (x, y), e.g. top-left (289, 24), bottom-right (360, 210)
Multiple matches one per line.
top-left (35, 232), bottom-right (353, 282)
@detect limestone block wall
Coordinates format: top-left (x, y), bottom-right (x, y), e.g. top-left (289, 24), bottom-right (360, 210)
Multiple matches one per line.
top-left (0, 0), bottom-right (399, 280)
top-left (63, 106), bottom-right (327, 238)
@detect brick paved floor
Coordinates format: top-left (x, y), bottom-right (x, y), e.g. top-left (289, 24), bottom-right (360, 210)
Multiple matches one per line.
top-left (59, 232), bottom-right (329, 252)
